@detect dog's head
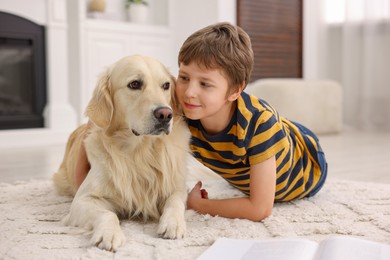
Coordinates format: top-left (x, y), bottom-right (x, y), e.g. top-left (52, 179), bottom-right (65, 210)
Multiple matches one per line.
top-left (86, 55), bottom-right (179, 136)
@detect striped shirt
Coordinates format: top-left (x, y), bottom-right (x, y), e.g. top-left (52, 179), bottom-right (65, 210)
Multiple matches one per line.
top-left (188, 92), bottom-right (323, 202)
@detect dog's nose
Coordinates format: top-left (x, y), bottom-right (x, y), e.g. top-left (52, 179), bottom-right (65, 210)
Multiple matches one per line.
top-left (154, 107), bottom-right (173, 123)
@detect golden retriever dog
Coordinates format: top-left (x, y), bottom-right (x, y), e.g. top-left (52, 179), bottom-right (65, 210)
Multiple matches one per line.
top-left (53, 55), bottom-right (191, 251)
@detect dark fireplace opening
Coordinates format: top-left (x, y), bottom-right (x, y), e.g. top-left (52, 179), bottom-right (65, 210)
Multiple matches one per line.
top-left (0, 11), bottom-right (46, 130)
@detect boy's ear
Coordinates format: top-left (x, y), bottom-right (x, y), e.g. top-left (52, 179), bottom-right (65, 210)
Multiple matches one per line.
top-left (228, 83), bottom-right (245, 101)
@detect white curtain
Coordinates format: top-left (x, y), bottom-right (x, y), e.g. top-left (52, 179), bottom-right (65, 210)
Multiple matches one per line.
top-left (311, 0), bottom-right (390, 130)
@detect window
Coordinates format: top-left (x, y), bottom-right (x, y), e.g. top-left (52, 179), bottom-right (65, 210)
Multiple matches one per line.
top-left (325, 0), bottom-right (390, 24)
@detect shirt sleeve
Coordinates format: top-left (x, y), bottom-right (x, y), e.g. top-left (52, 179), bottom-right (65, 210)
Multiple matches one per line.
top-left (247, 110), bottom-right (288, 165)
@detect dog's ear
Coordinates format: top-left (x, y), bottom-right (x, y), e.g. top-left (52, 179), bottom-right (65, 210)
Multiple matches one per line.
top-left (85, 68), bottom-right (114, 129)
top-left (170, 75), bottom-right (183, 117)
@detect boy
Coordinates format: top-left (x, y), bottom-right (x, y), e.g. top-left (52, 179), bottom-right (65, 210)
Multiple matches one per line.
top-left (176, 22), bottom-right (327, 221)
top-left (75, 22), bottom-right (327, 222)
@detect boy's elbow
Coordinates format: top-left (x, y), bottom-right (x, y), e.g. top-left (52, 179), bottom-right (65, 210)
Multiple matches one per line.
top-left (263, 208), bottom-right (273, 219)
top-left (250, 207), bottom-right (273, 222)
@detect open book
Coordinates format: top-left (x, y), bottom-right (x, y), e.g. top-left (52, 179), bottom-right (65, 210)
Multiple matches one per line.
top-left (197, 236), bottom-right (390, 260)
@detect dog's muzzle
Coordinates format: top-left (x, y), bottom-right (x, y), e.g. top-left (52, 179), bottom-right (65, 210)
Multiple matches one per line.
top-left (132, 106), bottom-right (173, 136)
top-left (154, 106), bottom-right (172, 124)
top-left (152, 106), bottom-right (173, 135)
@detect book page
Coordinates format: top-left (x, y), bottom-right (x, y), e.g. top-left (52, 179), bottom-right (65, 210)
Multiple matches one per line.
top-left (241, 239), bottom-right (318, 260)
top-left (314, 236), bottom-right (390, 260)
top-left (197, 238), bottom-right (318, 260)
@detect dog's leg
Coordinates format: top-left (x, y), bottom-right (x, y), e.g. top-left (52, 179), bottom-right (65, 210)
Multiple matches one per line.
top-left (64, 196), bottom-right (126, 251)
top-left (157, 190), bottom-right (187, 239)
top-left (90, 211), bottom-right (125, 251)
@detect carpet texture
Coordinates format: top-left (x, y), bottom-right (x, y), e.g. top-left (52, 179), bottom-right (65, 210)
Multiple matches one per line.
top-left (1, 178), bottom-right (389, 259)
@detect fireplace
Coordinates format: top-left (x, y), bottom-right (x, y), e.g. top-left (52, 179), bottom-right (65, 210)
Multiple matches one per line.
top-left (0, 11), bottom-right (46, 130)
top-left (0, 0), bottom-right (76, 148)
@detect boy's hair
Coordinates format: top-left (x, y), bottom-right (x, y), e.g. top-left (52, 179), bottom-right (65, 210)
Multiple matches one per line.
top-left (178, 22), bottom-right (254, 92)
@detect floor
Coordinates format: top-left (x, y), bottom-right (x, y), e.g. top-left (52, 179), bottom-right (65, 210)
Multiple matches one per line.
top-left (0, 130), bottom-right (390, 184)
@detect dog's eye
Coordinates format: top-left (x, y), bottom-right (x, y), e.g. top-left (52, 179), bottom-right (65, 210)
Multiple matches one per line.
top-left (162, 82), bottom-right (170, 90)
top-left (127, 80), bottom-right (142, 90)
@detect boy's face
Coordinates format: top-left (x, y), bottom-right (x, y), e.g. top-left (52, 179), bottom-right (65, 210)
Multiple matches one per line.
top-left (176, 62), bottom-right (239, 124)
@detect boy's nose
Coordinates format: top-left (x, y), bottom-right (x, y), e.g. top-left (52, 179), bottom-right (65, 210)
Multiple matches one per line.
top-left (184, 82), bottom-right (197, 98)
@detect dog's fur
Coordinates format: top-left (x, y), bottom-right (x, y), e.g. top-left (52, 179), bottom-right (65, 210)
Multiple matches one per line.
top-left (53, 55), bottom-right (191, 251)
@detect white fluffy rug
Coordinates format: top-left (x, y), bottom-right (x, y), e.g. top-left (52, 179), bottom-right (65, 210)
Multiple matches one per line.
top-left (1, 177), bottom-right (389, 260)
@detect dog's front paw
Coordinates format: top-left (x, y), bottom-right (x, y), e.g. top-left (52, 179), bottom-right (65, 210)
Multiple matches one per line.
top-left (157, 208), bottom-right (186, 239)
top-left (91, 223), bottom-right (126, 252)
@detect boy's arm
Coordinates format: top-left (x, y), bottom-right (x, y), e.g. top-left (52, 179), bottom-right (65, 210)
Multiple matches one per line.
top-left (187, 156), bottom-right (276, 221)
top-left (75, 141), bottom-right (90, 188)
top-left (74, 121), bottom-right (92, 188)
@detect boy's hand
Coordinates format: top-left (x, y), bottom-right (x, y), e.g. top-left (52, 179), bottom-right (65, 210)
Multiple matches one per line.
top-left (187, 181), bottom-right (208, 210)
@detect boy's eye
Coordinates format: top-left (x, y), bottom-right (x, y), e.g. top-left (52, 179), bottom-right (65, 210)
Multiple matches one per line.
top-left (179, 76), bottom-right (189, 81)
top-left (200, 82), bottom-right (210, 87)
